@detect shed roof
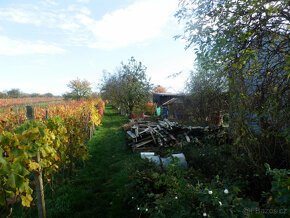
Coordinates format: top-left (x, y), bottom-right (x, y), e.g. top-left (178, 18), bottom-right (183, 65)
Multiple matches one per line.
top-left (162, 98), bottom-right (184, 106)
top-left (153, 93), bottom-right (184, 97)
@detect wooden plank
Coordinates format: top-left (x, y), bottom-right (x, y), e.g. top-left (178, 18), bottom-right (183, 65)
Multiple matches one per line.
top-left (184, 133), bottom-right (190, 142)
top-left (164, 119), bottom-right (173, 129)
top-left (149, 127), bottom-right (157, 144)
top-left (135, 139), bottom-right (153, 148)
top-left (133, 146), bottom-right (157, 151)
top-left (139, 128), bottom-right (149, 135)
top-left (135, 126), bottom-right (139, 137)
top-left (137, 136), bottom-right (152, 142)
top-left (127, 131), bottom-right (136, 139)
top-left (156, 131), bottom-right (164, 138)
top-left (169, 134), bottom-right (177, 141)
top-left (139, 124), bottom-right (150, 127)
top-left (158, 121), bottom-right (167, 128)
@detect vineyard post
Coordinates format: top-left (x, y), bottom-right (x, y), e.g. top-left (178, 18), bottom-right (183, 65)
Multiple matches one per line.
top-left (26, 106), bottom-right (46, 218)
top-left (89, 112), bottom-right (93, 139)
top-left (45, 107), bottom-right (49, 121)
top-left (92, 115), bottom-right (95, 135)
top-left (16, 107), bottom-right (19, 124)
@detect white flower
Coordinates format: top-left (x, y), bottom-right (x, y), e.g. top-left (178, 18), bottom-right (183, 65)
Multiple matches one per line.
top-left (175, 196), bottom-right (178, 199)
top-left (145, 208), bottom-right (148, 212)
top-left (137, 207), bottom-right (140, 210)
top-left (132, 197), bottom-right (134, 199)
top-left (208, 190), bottom-right (213, 195)
top-left (224, 189), bottom-right (229, 194)
top-left (219, 201), bottom-right (222, 206)
top-left (203, 212), bottom-right (207, 217)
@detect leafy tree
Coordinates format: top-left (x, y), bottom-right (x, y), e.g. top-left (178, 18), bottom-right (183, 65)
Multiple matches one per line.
top-left (153, 85), bottom-right (167, 93)
top-left (65, 78), bottom-right (92, 100)
top-left (30, 93), bottom-right (41, 97)
top-left (176, 0), bottom-right (289, 170)
top-left (7, 89), bottom-right (22, 98)
top-left (101, 57), bottom-right (152, 117)
top-left (186, 69), bottom-right (229, 125)
top-left (43, 93), bottom-right (54, 97)
top-left (0, 92), bottom-right (7, 98)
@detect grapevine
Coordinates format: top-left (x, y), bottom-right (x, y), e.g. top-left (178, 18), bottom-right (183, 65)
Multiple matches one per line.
top-left (0, 98), bottom-right (105, 209)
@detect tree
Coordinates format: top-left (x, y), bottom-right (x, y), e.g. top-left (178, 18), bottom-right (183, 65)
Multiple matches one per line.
top-left (30, 93), bottom-right (41, 97)
top-left (7, 89), bottom-right (22, 98)
top-left (176, 0), bottom-right (289, 170)
top-left (186, 69), bottom-right (229, 125)
top-left (101, 57), bottom-right (152, 117)
top-left (0, 92), bottom-right (7, 98)
top-left (65, 78), bottom-right (92, 100)
top-left (153, 85), bottom-right (167, 93)
top-left (43, 93), bottom-right (54, 97)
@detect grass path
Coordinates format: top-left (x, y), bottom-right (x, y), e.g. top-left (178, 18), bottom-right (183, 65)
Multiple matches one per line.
top-left (44, 105), bottom-right (138, 218)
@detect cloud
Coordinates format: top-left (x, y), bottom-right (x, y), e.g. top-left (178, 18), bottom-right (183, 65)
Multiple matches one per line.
top-left (41, 0), bottom-right (59, 7)
top-left (0, 8), bottom-right (42, 26)
top-left (75, 0), bottom-right (90, 3)
top-left (0, 5), bottom-right (90, 27)
top-left (0, 36), bottom-right (65, 55)
top-left (89, 0), bottom-right (179, 48)
top-left (0, 0), bottom-right (180, 49)
top-left (148, 56), bottom-right (193, 92)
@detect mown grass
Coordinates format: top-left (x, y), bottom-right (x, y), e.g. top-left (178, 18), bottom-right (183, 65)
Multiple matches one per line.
top-left (13, 105), bottom-right (139, 218)
top-left (47, 105), bottom-right (140, 218)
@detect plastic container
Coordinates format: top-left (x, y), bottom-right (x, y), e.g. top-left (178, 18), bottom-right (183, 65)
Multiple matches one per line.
top-left (140, 153), bottom-right (188, 169)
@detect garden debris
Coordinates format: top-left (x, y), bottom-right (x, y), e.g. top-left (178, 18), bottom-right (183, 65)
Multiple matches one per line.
top-left (140, 152), bottom-right (188, 169)
top-left (125, 118), bottom-right (210, 152)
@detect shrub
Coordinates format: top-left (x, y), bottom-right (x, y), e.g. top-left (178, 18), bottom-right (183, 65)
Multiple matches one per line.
top-left (125, 158), bottom-right (259, 217)
top-left (262, 164), bottom-right (290, 216)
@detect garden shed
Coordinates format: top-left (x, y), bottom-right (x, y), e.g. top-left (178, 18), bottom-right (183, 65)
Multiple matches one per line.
top-left (152, 93), bottom-right (184, 107)
top-left (162, 97), bottom-right (185, 119)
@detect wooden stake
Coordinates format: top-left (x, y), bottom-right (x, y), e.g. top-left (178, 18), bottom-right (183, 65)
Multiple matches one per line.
top-left (26, 106), bottom-right (46, 218)
top-left (34, 151), bottom-right (46, 218)
top-left (45, 107), bottom-right (49, 121)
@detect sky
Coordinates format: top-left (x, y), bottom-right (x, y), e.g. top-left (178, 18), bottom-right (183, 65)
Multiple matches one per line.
top-left (0, 0), bottom-right (195, 95)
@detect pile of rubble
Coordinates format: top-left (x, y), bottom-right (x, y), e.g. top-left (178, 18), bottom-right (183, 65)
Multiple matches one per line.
top-left (124, 118), bottom-right (207, 152)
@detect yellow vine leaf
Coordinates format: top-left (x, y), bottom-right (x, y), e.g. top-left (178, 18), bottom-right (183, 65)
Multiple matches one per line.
top-left (28, 161), bottom-right (40, 171)
top-left (23, 127), bottom-right (39, 136)
top-left (21, 194), bottom-right (33, 207)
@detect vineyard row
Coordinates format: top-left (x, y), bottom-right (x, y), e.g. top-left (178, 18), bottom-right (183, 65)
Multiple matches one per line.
top-left (0, 98), bottom-right (104, 214)
top-left (0, 97), bottom-right (63, 108)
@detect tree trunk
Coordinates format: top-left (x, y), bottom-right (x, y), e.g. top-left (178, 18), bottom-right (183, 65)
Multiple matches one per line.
top-left (129, 105), bottom-right (134, 119)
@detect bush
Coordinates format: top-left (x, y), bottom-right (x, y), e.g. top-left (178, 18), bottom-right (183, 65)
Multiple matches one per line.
top-left (125, 158), bottom-right (261, 218)
top-left (262, 164), bottom-right (290, 216)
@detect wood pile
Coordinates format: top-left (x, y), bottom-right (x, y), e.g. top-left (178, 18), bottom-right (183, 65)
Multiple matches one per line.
top-left (124, 118), bottom-right (206, 151)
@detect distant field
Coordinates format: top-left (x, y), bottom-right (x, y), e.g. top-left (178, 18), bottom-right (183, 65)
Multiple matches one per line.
top-left (0, 97), bottom-right (63, 107)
